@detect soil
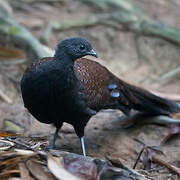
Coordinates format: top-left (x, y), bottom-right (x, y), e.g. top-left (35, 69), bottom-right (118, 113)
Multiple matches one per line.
top-left (0, 0), bottom-right (180, 179)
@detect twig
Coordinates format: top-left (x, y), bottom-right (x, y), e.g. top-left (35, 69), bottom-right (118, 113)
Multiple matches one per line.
top-left (106, 156), bottom-right (147, 180)
top-left (152, 156), bottom-right (180, 176)
top-left (81, 0), bottom-right (139, 13)
top-left (142, 116), bottom-right (180, 125)
top-left (52, 11), bottom-right (180, 46)
top-left (68, 0), bottom-right (180, 46)
top-left (133, 138), bottom-right (163, 155)
top-left (133, 147), bottom-right (145, 169)
top-left (6, 138), bottom-right (31, 149)
top-left (159, 66), bottom-right (180, 81)
top-left (5, 137), bottom-right (37, 151)
top-left (52, 14), bottom-right (111, 31)
top-left (161, 126), bottom-right (180, 144)
top-left (25, 0), bottom-right (65, 3)
top-left (0, 3), bottom-right (53, 58)
top-left (122, 112), bottom-right (180, 127)
top-left (0, 89), bottom-right (13, 104)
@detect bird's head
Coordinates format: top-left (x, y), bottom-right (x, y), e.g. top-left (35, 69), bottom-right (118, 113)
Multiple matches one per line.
top-left (54, 37), bottom-right (98, 61)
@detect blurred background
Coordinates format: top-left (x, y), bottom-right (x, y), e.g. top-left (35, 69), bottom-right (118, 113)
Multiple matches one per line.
top-left (0, 0), bottom-right (180, 178)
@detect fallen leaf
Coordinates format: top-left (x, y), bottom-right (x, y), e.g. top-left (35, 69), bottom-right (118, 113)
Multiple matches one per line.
top-left (0, 47), bottom-right (26, 61)
top-left (47, 155), bottom-right (81, 180)
top-left (0, 155), bottom-right (23, 167)
top-left (14, 149), bottom-right (35, 156)
top-left (64, 157), bottom-right (98, 180)
top-left (0, 170), bottom-right (20, 179)
top-left (8, 178), bottom-right (22, 180)
top-left (3, 120), bottom-right (23, 133)
top-left (26, 158), bottom-right (55, 180)
top-left (0, 139), bottom-right (14, 150)
top-left (19, 162), bottom-right (31, 180)
top-left (0, 132), bottom-right (20, 137)
top-left (172, 113), bottom-right (180, 119)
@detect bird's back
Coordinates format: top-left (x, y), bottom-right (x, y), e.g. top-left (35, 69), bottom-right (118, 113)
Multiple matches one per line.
top-left (21, 57), bottom-right (180, 125)
top-left (74, 58), bottom-right (180, 115)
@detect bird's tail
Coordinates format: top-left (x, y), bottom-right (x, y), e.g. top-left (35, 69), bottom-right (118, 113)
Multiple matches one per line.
top-left (123, 83), bottom-right (180, 116)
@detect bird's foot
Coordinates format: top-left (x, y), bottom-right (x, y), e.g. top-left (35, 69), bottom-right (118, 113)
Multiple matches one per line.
top-left (48, 125), bottom-right (62, 150)
top-left (48, 139), bottom-right (56, 149)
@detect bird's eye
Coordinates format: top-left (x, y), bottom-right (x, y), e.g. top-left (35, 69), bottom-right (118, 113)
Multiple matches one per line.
top-left (79, 45), bottom-right (85, 50)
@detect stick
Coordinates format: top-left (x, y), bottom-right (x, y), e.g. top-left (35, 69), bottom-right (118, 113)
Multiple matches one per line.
top-left (52, 0), bottom-right (180, 46)
top-left (0, 89), bottom-right (13, 104)
top-left (159, 67), bottom-right (180, 81)
top-left (0, 4), bottom-right (53, 58)
top-left (152, 156), bottom-right (180, 176)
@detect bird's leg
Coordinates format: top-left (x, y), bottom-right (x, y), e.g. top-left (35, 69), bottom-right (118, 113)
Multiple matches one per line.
top-left (49, 123), bottom-right (62, 149)
top-left (80, 136), bottom-right (86, 157)
top-left (74, 124), bottom-right (87, 157)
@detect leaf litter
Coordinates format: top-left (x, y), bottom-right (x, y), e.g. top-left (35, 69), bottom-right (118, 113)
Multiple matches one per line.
top-left (0, 0), bottom-right (180, 179)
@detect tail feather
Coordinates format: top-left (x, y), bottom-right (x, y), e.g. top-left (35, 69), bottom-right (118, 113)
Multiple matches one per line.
top-left (125, 84), bottom-right (180, 116)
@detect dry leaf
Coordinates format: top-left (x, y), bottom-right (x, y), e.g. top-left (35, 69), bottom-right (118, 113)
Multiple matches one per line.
top-left (64, 157), bottom-right (98, 180)
top-left (0, 47), bottom-right (26, 61)
top-left (19, 162), bottom-right (31, 180)
top-left (0, 170), bottom-right (20, 179)
top-left (8, 178), bottom-right (22, 180)
top-left (0, 132), bottom-right (20, 137)
top-left (26, 158), bottom-right (55, 180)
top-left (3, 120), bottom-right (23, 132)
top-left (172, 113), bottom-right (180, 119)
top-left (14, 149), bottom-right (35, 156)
top-left (0, 139), bottom-right (14, 150)
top-left (47, 155), bottom-right (81, 180)
top-left (0, 155), bottom-right (23, 167)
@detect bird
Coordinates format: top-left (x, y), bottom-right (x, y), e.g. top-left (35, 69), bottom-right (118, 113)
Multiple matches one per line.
top-left (21, 37), bottom-right (180, 157)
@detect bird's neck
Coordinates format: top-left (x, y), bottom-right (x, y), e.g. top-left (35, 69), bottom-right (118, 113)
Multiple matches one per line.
top-left (54, 49), bottom-right (75, 62)
top-left (53, 51), bottom-right (75, 65)
top-left (53, 53), bottom-right (77, 83)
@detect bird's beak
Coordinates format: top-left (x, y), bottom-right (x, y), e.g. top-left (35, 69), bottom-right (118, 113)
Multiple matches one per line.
top-left (87, 49), bottom-right (98, 58)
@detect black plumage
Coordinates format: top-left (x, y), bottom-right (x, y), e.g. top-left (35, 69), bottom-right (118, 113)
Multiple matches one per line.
top-left (21, 37), bottom-right (180, 156)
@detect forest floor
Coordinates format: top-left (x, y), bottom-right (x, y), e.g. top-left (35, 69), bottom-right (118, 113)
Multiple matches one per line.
top-left (0, 0), bottom-right (180, 179)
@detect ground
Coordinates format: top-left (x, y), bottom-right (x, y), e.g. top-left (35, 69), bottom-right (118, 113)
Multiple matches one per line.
top-left (0, 0), bottom-right (180, 179)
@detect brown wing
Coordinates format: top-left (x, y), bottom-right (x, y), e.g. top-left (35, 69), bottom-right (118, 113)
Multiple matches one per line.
top-left (74, 58), bottom-right (129, 111)
top-left (25, 57), bottom-right (134, 111)
top-left (24, 57), bottom-right (179, 115)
